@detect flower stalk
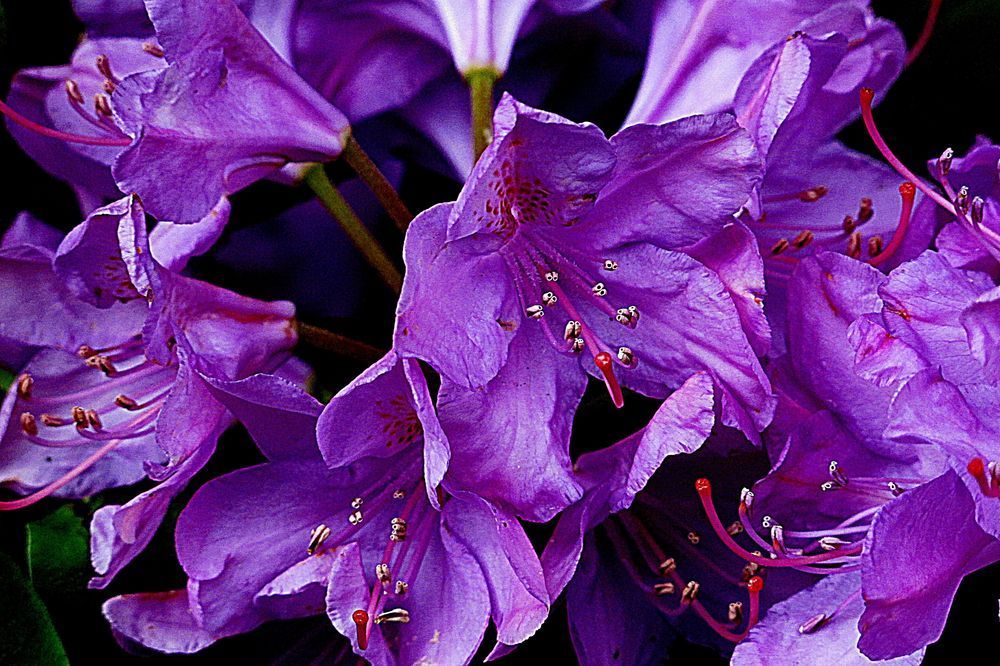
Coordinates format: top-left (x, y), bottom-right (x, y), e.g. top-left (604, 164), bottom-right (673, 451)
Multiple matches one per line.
top-left (468, 67), bottom-right (499, 162)
top-left (304, 164), bottom-right (403, 294)
top-left (342, 136), bottom-right (413, 232)
top-left (295, 321), bottom-right (385, 363)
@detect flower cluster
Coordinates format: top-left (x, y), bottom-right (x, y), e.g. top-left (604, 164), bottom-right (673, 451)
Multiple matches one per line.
top-left (1, 0), bottom-right (995, 664)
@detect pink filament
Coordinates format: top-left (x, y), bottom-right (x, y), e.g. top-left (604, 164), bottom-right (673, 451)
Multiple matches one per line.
top-left (869, 182), bottom-right (917, 266)
top-left (858, 89), bottom-right (954, 214)
top-left (696, 479), bottom-right (862, 567)
top-left (905, 0), bottom-right (943, 67)
top-left (1, 98), bottom-right (131, 147)
top-left (0, 438), bottom-right (122, 510)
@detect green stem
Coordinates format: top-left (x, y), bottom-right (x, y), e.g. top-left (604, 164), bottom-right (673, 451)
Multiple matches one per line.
top-left (304, 165), bottom-right (403, 294)
top-left (295, 321), bottom-right (385, 363)
top-left (468, 68), bottom-right (499, 162)
top-left (342, 136), bottom-right (413, 232)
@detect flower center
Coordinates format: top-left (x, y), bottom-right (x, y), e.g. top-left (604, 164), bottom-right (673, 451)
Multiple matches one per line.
top-left (2, 336), bottom-right (175, 511)
top-left (603, 510), bottom-right (764, 643)
top-left (502, 229), bottom-right (639, 408)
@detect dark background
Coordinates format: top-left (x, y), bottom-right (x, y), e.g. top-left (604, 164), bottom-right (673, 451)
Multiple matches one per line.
top-left (1, 0), bottom-right (998, 663)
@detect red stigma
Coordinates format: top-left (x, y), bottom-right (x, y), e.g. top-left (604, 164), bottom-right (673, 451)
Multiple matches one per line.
top-left (747, 576), bottom-right (764, 594)
top-left (695, 478), bottom-right (712, 494)
top-left (352, 609), bottom-right (370, 650)
top-left (594, 351), bottom-right (624, 409)
top-left (968, 457), bottom-right (985, 477)
top-left (859, 87), bottom-right (875, 106)
top-left (899, 182), bottom-right (917, 198)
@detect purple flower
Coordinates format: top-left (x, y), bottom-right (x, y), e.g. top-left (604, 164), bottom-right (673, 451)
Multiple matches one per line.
top-left (0, 195), bottom-right (298, 586)
top-left (2, 36), bottom-right (164, 200)
top-left (850, 251), bottom-right (1000, 539)
top-left (541, 374), bottom-right (805, 662)
top-left (105, 353), bottom-right (549, 664)
top-left (395, 94), bottom-right (773, 443)
top-left (729, 251), bottom-right (996, 661)
top-left (109, 0), bottom-right (351, 224)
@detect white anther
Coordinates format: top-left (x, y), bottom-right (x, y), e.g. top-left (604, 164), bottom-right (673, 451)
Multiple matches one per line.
top-left (592, 282), bottom-right (607, 297)
top-left (376, 563), bottom-right (390, 582)
top-left (394, 580), bottom-right (409, 595)
top-left (545, 271), bottom-right (559, 282)
top-left (761, 515), bottom-right (774, 528)
top-left (887, 481), bottom-right (904, 496)
top-left (393, 489), bottom-right (406, 499)
top-left (770, 525), bottom-right (785, 552)
top-left (818, 536), bottom-right (850, 551)
top-left (542, 291), bottom-right (558, 306)
top-left (938, 148), bottom-right (954, 175)
top-left (798, 613), bottom-right (829, 634)
top-left (564, 320), bottom-right (582, 341)
top-left (617, 346), bottom-right (636, 367)
top-left (571, 337), bottom-right (585, 353)
top-left (820, 481), bottom-right (836, 492)
top-left (374, 608), bottom-right (411, 624)
top-left (348, 510), bottom-right (363, 525)
top-left (740, 488), bottom-right (754, 509)
top-left (526, 305), bottom-right (545, 319)
top-left (351, 497), bottom-right (363, 509)
top-left (603, 259), bottom-right (618, 272)
top-left (615, 308), bottom-right (631, 325)
top-left (653, 582), bottom-right (675, 596)
top-left (307, 524), bottom-right (331, 555)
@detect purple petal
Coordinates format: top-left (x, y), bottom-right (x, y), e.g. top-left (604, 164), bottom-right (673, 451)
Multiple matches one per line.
top-left (148, 197), bottom-right (231, 271)
top-left (436, 323), bottom-right (585, 521)
top-left (395, 202), bottom-right (519, 388)
top-left (859, 470), bottom-right (1000, 660)
top-left (200, 371), bottom-right (322, 462)
top-left (961, 286), bottom-right (1000, 382)
top-left (443, 494), bottom-right (548, 648)
top-left (53, 195), bottom-right (146, 307)
top-left (587, 113), bottom-right (762, 250)
top-left (89, 438), bottom-right (216, 588)
top-left (683, 221), bottom-right (771, 356)
top-left (103, 589), bottom-right (215, 654)
top-left (733, 572), bottom-right (923, 666)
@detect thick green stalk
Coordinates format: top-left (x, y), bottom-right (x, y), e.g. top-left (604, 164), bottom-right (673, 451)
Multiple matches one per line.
top-left (468, 68), bottom-right (499, 162)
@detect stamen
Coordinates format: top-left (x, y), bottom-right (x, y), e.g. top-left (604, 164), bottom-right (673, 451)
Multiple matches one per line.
top-left (85, 409), bottom-right (103, 430)
top-left (867, 236), bottom-right (883, 257)
top-left (94, 94), bottom-right (113, 118)
top-left (653, 582), bottom-right (675, 596)
top-left (694, 478), bottom-right (862, 567)
top-left (798, 613), bottom-right (829, 634)
top-left (64, 80), bottom-right (85, 105)
top-left (680, 580), bottom-right (700, 604)
top-left (869, 183), bottom-right (916, 266)
top-left (857, 198), bottom-right (874, 224)
top-left (0, 438), bottom-right (123, 510)
top-left (728, 601), bottom-right (743, 625)
top-left (763, 186), bottom-right (829, 204)
top-left (905, 0), bottom-right (943, 67)
top-left (542, 291), bottom-right (558, 306)
top-left (859, 88), bottom-right (954, 213)
top-left (0, 98), bottom-right (131, 147)
top-left (603, 260), bottom-right (618, 272)
top-left (114, 394), bottom-right (141, 410)
top-left (770, 239), bottom-right (790, 255)
top-left (16, 373), bottom-right (33, 399)
top-left (846, 232), bottom-right (862, 258)
top-left (791, 230), bottom-right (814, 249)
top-left (351, 609), bottom-right (369, 650)
top-left (71, 406), bottom-right (88, 428)
top-left (374, 608), bottom-right (410, 624)
top-left (142, 42), bottom-right (165, 58)
top-left (20, 413), bottom-right (38, 436)
top-left (394, 580), bottom-right (408, 595)
top-left (307, 524), bottom-right (331, 555)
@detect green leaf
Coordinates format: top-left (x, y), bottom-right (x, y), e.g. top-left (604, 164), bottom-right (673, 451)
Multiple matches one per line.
top-left (0, 367), bottom-right (14, 393)
top-left (0, 551), bottom-right (70, 666)
top-left (26, 505), bottom-right (91, 597)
